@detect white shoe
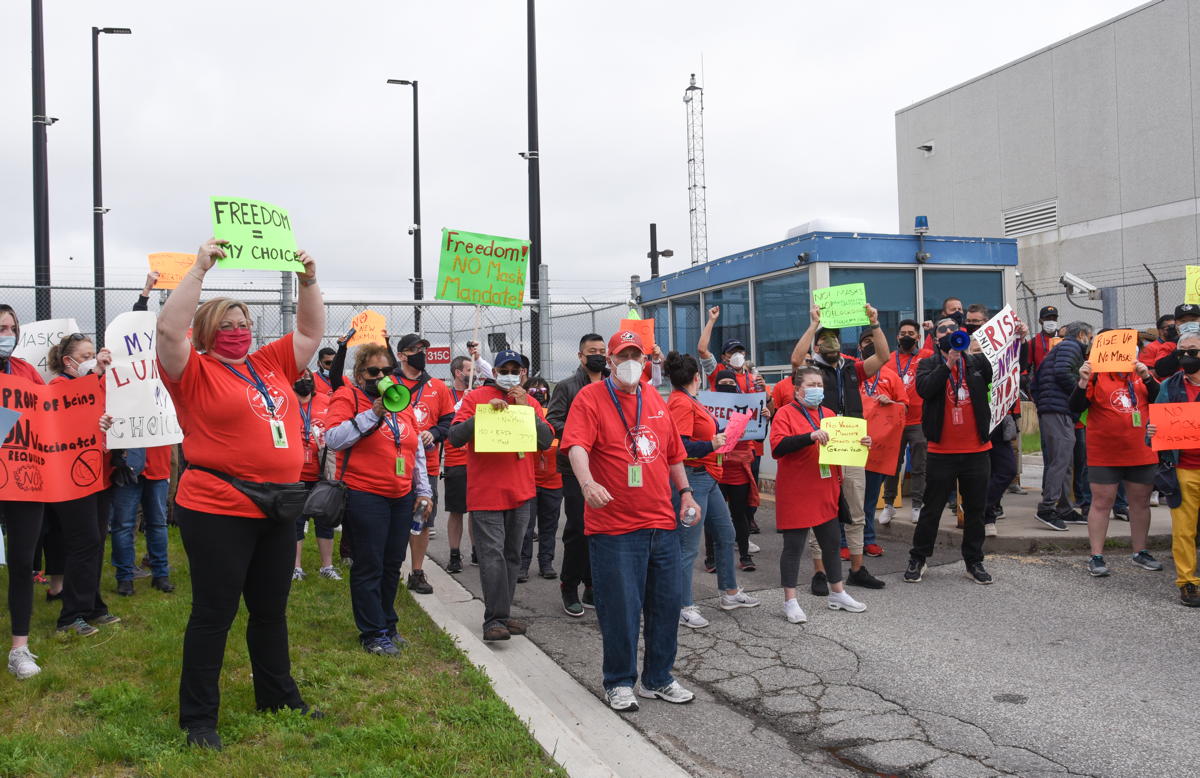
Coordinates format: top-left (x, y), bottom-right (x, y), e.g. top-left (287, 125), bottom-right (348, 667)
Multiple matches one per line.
top-left (827, 589), bottom-right (867, 613)
top-left (637, 680), bottom-right (695, 704)
top-left (747, 541), bottom-right (761, 554)
top-left (984, 523), bottom-right (998, 537)
top-left (783, 598), bottom-right (807, 624)
top-left (719, 588), bottom-right (761, 610)
top-left (910, 506), bottom-right (922, 524)
top-left (879, 505), bottom-right (896, 525)
top-left (7, 647), bottom-right (41, 680)
top-left (1150, 491), bottom-right (1160, 507)
top-left (678, 606), bottom-right (710, 629)
top-left (292, 567), bottom-right (305, 581)
top-left (319, 565), bottom-right (343, 581)
top-left (606, 685), bottom-right (639, 712)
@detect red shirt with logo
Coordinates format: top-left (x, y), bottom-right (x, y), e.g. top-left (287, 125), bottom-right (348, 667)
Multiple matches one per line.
top-left (452, 384), bottom-right (541, 511)
top-left (667, 390), bottom-right (723, 480)
top-left (770, 403), bottom-right (841, 530)
top-left (928, 361), bottom-right (991, 455)
top-left (297, 391), bottom-right (331, 481)
top-left (443, 385), bottom-right (469, 470)
top-left (1083, 374), bottom-right (1155, 467)
top-left (561, 379), bottom-right (685, 535)
top-left (327, 385), bottom-right (421, 498)
top-left (891, 348), bottom-right (932, 426)
top-left (399, 375), bottom-right (454, 478)
top-left (161, 334), bottom-right (303, 519)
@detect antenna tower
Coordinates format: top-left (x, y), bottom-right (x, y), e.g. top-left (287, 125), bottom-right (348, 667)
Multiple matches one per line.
top-left (683, 73), bottom-right (708, 266)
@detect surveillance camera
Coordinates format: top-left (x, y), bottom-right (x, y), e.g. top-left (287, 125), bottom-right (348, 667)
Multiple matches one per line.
top-left (1060, 272), bottom-right (1097, 296)
top-left (1014, 269), bottom-right (1022, 277)
top-left (407, 228), bottom-right (414, 235)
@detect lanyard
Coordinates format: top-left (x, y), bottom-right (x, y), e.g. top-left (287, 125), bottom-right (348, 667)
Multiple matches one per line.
top-left (939, 354), bottom-right (964, 398)
top-left (400, 374), bottom-right (426, 406)
top-left (221, 360), bottom-right (276, 416)
top-left (380, 411), bottom-right (404, 453)
top-left (895, 352), bottom-right (915, 378)
top-left (679, 389), bottom-right (719, 430)
top-left (605, 378), bottom-right (642, 454)
top-left (864, 370), bottom-right (882, 396)
top-left (450, 387), bottom-right (462, 403)
top-left (795, 402), bottom-right (822, 432)
top-left (833, 365), bottom-right (846, 414)
top-left (299, 399), bottom-right (313, 443)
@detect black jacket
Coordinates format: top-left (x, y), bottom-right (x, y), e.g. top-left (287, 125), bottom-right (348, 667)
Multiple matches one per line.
top-left (1033, 338), bottom-right (1085, 417)
top-left (546, 365), bottom-right (606, 474)
top-left (917, 352), bottom-right (993, 447)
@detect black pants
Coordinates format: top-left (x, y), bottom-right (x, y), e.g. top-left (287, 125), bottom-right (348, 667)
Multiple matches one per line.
top-left (780, 519), bottom-right (842, 588)
top-left (714, 482), bottom-right (751, 561)
top-left (985, 427), bottom-right (1017, 522)
top-left (910, 451), bottom-right (990, 565)
top-left (345, 489), bottom-right (414, 641)
top-left (746, 455), bottom-right (761, 523)
top-left (1, 501), bottom-right (44, 637)
top-left (559, 472), bottom-right (591, 590)
top-left (522, 486), bottom-right (563, 572)
top-left (51, 492), bottom-right (110, 628)
top-left (176, 506), bottom-right (304, 732)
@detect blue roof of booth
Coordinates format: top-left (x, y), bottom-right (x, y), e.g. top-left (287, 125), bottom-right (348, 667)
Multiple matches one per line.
top-left (637, 231), bottom-right (1017, 303)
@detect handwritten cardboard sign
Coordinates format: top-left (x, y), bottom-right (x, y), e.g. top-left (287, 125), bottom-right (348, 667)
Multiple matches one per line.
top-left (971, 305), bottom-right (1023, 433)
top-left (1188, 265), bottom-right (1200, 305)
top-left (818, 416), bottom-right (868, 467)
top-left (147, 252), bottom-right (195, 290)
top-left (1090, 329), bottom-right (1138, 373)
top-left (473, 403), bottom-right (537, 452)
top-left (0, 372), bottom-right (108, 501)
top-left (697, 390), bottom-right (767, 441)
top-left (1150, 402), bottom-right (1200, 451)
top-left (103, 312), bottom-right (183, 450)
top-left (347, 310), bottom-right (387, 347)
top-left (619, 318), bottom-right (655, 352)
top-left (211, 196), bottom-right (303, 272)
top-left (436, 228), bottom-right (530, 310)
top-left (13, 318), bottom-right (81, 382)
top-left (812, 283), bottom-right (870, 329)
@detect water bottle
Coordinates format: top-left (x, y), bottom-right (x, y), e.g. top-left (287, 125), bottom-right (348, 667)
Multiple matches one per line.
top-left (682, 507), bottom-right (699, 528)
top-left (411, 507), bottom-right (424, 536)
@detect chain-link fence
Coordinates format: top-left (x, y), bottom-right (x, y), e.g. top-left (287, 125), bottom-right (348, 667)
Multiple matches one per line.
top-left (1016, 269), bottom-right (1187, 334)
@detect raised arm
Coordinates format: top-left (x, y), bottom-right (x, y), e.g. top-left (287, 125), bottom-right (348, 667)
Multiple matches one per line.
top-left (292, 251), bottom-right (325, 371)
top-left (133, 271), bottom-right (158, 312)
top-left (156, 239), bottom-right (221, 381)
top-left (861, 305), bottom-right (890, 377)
top-left (697, 306), bottom-right (720, 360)
top-left (790, 304), bottom-right (821, 369)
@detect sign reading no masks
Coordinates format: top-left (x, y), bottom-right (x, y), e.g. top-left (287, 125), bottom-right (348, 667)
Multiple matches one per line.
top-left (812, 283), bottom-right (870, 329)
top-left (436, 229), bottom-right (530, 310)
top-left (211, 197), bottom-right (304, 272)
top-left (473, 403), bottom-right (537, 452)
top-left (1089, 329), bottom-right (1138, 373)
top-left (103, 311), bottom-right (183, 450)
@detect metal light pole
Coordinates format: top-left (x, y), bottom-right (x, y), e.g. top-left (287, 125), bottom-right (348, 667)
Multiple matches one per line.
top-left (92, 26), bottom-right (131, 343)
top-left (525, 0), bottom-right (543, 373)
top-left (32, 0), bottom-right (53, 319)
top-left (387, 79), bottom-right (422, 332)
top-left (648, 223), bottom-right (674, 278)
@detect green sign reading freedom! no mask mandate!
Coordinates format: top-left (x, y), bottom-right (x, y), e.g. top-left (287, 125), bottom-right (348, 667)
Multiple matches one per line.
top-left (435, 228), bottom-right (530, 310)
top-left (210, 197), bottom-right (304, 272)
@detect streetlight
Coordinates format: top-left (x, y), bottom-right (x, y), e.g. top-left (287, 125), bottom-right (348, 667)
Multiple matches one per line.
top-left (386, 78), bottom-right (422, 332)
top-left (93, 26), bottom-right (131, 344)
top-left (647, 223), bottom-right (674, 278)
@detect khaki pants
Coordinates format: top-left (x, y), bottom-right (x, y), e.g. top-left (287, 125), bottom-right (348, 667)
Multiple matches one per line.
top-left (1171, 468), bottom-right (1200, 588)
top-left (812, 465), bottom-right (865, 555)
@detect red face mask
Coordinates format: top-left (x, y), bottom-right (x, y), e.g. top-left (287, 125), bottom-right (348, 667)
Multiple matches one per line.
top-left (210, 328), bottom-right (252, 360)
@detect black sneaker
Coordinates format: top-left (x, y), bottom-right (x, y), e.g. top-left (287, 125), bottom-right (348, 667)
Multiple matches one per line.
top-left (406, 569), bottom-right (433, 595)
top-left (966, 562), bottom-right (993, 585)
top-left (540, 566), bottom-right (558, 580)
top-left (185, 728), bottom-right (223, 750)
top-left (1059, 510), bottom-right (1087, 525)
top-left (703, 558), bottom-right (716, 573)
top-left (561, 584), bottom-right (584, 617)
top-left (810, 571), bottom-right (829, 596)
top-left (748, 519), bottom-right (761, 534)
top-left (446, 550), bottom-right (463, 574)
top-left (470, 549), bottom-right (479, 566)
top-left (738, 556), bottom-right (756, 572)
top-left (1112, 508), bottom-right (1130, 522)
top-left (116, 580), bottom-right (134, 597)
top-left (903, 558), bottom-right (926, 583)
top-left (386, 630), bottom-right (409, 650)
top-left (581, 586), bottom-right (595, 609)
top-left (517, 569), bottom-right (530, 584)
top-left (363, 635), bottom-right (401, 656)
top-left (152, 576), bottom-right (175, 593)
top-left (847, 566), bottom-right (886, 589)
top-left (1180, 583), bottom-right (1200, 607)
top-left (1035, 510), bottom-right (1068, 531)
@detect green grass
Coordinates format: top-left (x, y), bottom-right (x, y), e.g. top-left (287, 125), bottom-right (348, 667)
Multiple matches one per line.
top-left (0, 530), bottom-right (565, 778)
top-left (1021, 431), bottom-right (1041, 454)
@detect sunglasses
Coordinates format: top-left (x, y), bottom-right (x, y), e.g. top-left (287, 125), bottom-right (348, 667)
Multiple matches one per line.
top-left (936, 325), bottom-right (957, 334)
top-left (496, 369), bottom-right (522, 376)
top-left (1179, 348), bottom-right (1200, 358)
top-left (362, 366), bottom-right (389, 377)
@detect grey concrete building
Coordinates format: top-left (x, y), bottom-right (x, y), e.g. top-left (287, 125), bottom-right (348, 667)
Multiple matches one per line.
top-left (895, 0), bottom-right (1195, 328)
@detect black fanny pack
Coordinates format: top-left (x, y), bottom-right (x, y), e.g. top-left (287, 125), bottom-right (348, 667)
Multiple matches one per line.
top-left (188, 464), bottom-right (309, 524)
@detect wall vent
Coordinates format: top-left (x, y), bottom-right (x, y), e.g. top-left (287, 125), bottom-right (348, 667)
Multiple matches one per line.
top-left (1003, 199), bottom-right (1057, 238)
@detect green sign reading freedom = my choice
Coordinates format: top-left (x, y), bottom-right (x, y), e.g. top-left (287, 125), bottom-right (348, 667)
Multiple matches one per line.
top-left (436, 229), bottom-right (530, 310)
top-left (210, 197), bottom-right (304, 272)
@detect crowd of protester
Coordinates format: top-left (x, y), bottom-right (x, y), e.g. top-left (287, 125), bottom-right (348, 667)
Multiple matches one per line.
top-left (2, 239), bottom-right (1198, 741)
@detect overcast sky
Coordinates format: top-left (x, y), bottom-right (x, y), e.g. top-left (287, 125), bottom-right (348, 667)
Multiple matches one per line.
top-left (0, 0), bottom-right (1140, 301)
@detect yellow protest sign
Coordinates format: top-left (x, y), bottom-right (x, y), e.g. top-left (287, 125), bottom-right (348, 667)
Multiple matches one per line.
top-left (347, 310), bottom-right (386, 347)
top-left (473, 403), bottom-right (537, 453)
top-left (147, 252), bottom-right (195, 290)
top-left (818, 416), bottom-right (868, 467)
top-left (1188, 265), bottom-right (1200, 305)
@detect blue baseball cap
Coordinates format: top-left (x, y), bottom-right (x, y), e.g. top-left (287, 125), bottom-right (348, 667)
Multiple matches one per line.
top-left (494, 349), bottom-right (525, 369)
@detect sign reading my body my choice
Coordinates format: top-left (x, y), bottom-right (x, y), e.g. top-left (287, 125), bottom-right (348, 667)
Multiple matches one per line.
top-left (436, 229), bottom-right (530, 310)
top-left (211, 197), bottom-right (303, 272)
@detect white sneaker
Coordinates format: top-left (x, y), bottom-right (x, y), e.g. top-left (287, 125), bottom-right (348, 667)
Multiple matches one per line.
top-left (879, 505), bottom-right (896, 525)
top-left (292, 567), bottom-right (305, 581)
top-left (719, 588), bottom-right (761, 610)
top-left (637, 680), bottom-right (695, 704)
top-left (783, 598), bottom-right (807, 624)
top-left (747, 541), bottom-right (761, 554)
top-left (678, 606), bottom-right (710, 629)
top-left (984, 523), bottom-right (998, 537)
top-left (605, 685), bottom-right (639, 712)
top-left (7, 647), bottom-right (41, 680)
top-left (827, 589), bottom-right (867, 613)
top-left (1150, 491), bottom-right (1160, 507)
top-left (910, 506), bottom-right (922, 524)
top-left (319, 565), bottom-right (343, 581)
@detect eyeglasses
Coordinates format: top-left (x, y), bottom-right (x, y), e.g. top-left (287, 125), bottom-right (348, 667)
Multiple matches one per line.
top-left (496, 368), bottom-right (522, 376)
top-left (936, 325), bottom-right (957, 334)
top-left (66, 332), bottom-right (88, 342)
top-left (362, 366), bottom-right (388, 377)
top-left (1180, 348), bottom-right (1200, 358)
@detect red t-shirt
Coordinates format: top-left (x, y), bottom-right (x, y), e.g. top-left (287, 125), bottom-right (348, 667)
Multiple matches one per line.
top-left (769, 403), bottom-right (841, 529)
top-left (327, 385), bottom-right (421, 498)
top-left (891, 349), bottom-right (932, 426)
top-left (297, 392), bottom-right (330, 481)
top-left (771, 377), bottom-right (794, 412)
top-left (928, 362), bottom-right (991, 455)
top-left (1179, 381), bottom-right (1200, 469)
top-left (443, 386), bottom-right (469, 470)
top-left (144, 446), bottom-right (172, 481)
top-left (313, 370), bottom-right (335, 396)
top-left (4, 357), bottom-right (45, 385)
top-left (401, 375), bottom-right (454, 478)
top-left (1084, 374), bottom-right (1157, 468)
top-left (533, 404), bottom-right (563, 489)
top-left (1138, 339), bottom-right (1176, 368)
top-left (667, 390), bottom-right (723, 480)
top-left (452, 384), bottom-right (540, 511)
top-left (561, 380), bottom-right (685, 535)
top-left (161, 334), bottom-right (304, 519)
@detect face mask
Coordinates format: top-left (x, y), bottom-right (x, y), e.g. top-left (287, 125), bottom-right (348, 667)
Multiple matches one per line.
top-left (948, 311), bottom-right (965, 327)
top-left (527, 388), bottom-right (548, 402)
top-left (965, 323), bottom-right (981, 334)
top-left (0, 334), bottom-right (15, 358)
top-left (1163, 325), bottom-right (1179, 342)
top-left (937, 334), bottom-right (955, 352)
top-left (716, 383), bottom-right (738, 393)
top-left (614, 359), bottom-right (642, 386)
top-left (801, 387), bottom-right (824, 407)
top-left (1181, 356), bottom-right (1200, 375)
top-left (819, 351), bottom-right (841, 365)
top-left (362, 377), bottom-right (382, 397)
top-left (898, 336), bottom-right (917, 351)
top-left (728, 352), bottom-right (746, 369)
top-left (1181, 322), bottom-right (1200, 337)
top-left (210, 329), bottom-right (252, 360)
top-left (1042, 320), bottom-right (1058, 334)
top-left (495, 373), bottom-right (521, 390)
top-left (75, 358), bottom-right (98, 375)
top-left (405, 351), bottom-right (426, 372)
top-left (584, 354), bottom-right (607, 373)
top-left (859, 344), bottom-right (875, 359)
top-left (293, 378), bottom-right (314, 396)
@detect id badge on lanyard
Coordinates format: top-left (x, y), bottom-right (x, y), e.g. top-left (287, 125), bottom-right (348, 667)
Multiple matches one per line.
top-left (270, 419), bottom-right (289, 448)
top-left (628, 463), bottom-right (643, 487)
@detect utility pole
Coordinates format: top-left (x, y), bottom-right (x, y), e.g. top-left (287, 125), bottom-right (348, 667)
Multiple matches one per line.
top-left (684, 74), bottom-right (708, 266)
top-left (32, 0), bottom-right (52, 319)
top-left (525, 0), bottom-right (543, 373)
top-left (92, 26), bottom-right (131, 344)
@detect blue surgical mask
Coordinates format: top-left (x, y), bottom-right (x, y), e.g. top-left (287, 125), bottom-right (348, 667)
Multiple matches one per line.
top-left (1180, 322), bottom-right (1200, 336)
top-left (0, 334), bottom-right (14, 358)
top-left (495, 373), bottom-right (521, 391)
top-left (802, 387), bottom-right (824, 407)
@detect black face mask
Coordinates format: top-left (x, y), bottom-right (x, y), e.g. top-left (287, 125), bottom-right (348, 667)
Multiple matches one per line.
top-left (293, 379), bottom-right (314, 396)
top-left (362, 377), bottom-right (382, 397)
top-left (948, 311), bottom-right (965, 327)
top-left (1164, 326), bottom-right (1179, 342)
top-left (898, 336), bottom-right (917, 351)
top-left (1182, 356), bottom-right (1200, 375)
top-left (859, 345), bottom-right (875, 359)
top-left (405, 351), bottom-right (426, 372)
top-left (965, 323), bottom-right (981, 334)
top-left (716, 384), bottom-right (738, 393)
top-left (937, 334), bottom-right (955, 353)
top-left (584, 354), bottom-right (607, 373)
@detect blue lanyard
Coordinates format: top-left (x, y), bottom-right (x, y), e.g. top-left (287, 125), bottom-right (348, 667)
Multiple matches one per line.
top-left (380, 411), bottom-right (404, 453)
top-left (895, 352), bottom-right (915, 378)
top-left (400, 375), bottom-right (426, 406)
top-left (604, 378), bottom-right (642, 439)
top-left (221, 360), bottom-right (276, 416)
top-left (946, 358), bottom-right (964, 397)
top-left (1126, 377), bottom-right (1138, 409)
top-left (795, 403), bottom-right (822, 432)
top-left (299, 399), bottom-right (313, 443)
top-left (864, 370), bottom-right (882, 396)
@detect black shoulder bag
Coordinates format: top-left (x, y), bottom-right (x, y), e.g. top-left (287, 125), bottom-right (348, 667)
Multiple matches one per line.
top-left (187, 464), bottom-right (309, 524)
top-left (304, 390), bottom-right (380, 530)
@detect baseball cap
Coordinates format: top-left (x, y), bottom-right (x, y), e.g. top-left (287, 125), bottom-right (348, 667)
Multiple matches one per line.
top-left (721, 339), bottom-right (746, 354)
top-left (493, 349), bottom-right (525, 369)
top-left (608, 330), bottom-right (646, 356)
top-left (1038, 306), bottom-right (1059, 321)
top-left (395, 333), bottom-right (430, 352)
top-left (1174, 303), bottom-right (1200, 320)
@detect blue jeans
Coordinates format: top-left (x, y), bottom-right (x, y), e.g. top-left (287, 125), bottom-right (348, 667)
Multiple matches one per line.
top-left (589, 528), bottom-right (680, 691)
top-left (1073, 427), bottom-right (1092, 509)
top-left (674, 469), bottom-right (736, 605)
top-left (109, 476), bottom-right (170, 581)
top-left (842, 471), bottom-right (884, 548)
top-left (345, 489), bottom-right (415, 641)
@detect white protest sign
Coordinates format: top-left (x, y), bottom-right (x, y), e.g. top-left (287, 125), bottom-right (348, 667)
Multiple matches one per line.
top-left (104, 311), bottom-right (182, 449)
top-left (970, 304), bottom-right (1022, 433)
top-left (696, 390), bottom-right (768, 441)
top-left (13, 318), bottom-right (80, 382)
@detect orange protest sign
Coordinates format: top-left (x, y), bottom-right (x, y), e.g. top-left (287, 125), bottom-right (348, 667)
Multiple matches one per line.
top-left (1150, 402), bottom-right (1200, 451)
top-left (0, 373), bottom-right (108, 502)
top-left (619, 318), bottom-right (655, 352)
top-left (148, 252), bottom-right (196, 290)
top-left (1089, 328), bottom-right (1138, 373)
top-left (347, 310), bottom-right (387, 347)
